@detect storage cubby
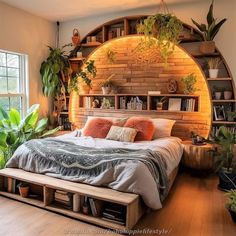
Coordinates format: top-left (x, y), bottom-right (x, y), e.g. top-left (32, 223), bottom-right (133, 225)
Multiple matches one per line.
top-left (0, 168), bottom-right (143, 230)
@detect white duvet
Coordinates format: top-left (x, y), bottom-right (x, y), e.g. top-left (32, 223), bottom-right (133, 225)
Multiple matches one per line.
top-left (55, 131), bottom-right (183, 209)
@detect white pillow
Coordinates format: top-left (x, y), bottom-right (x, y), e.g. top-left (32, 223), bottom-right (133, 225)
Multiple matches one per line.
top-left (106, 126), bottom-right (137, 142)
top-left (151, 118), bottom-right (176, 139)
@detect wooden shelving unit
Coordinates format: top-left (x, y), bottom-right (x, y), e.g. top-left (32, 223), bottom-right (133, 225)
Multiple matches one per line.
top-left (0, 168), bottom-right (144, 230)
top-left (207, 78), bottom-right (232, 81)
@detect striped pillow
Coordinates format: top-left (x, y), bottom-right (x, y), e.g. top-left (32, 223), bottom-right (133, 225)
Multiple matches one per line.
top-left (106, 126), bottom-right (137, 142)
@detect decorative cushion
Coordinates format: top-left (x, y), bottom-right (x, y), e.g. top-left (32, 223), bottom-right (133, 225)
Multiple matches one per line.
top-left (86, 116), bottom-right (127, 127)
top-left (124, 117), bottom-right (155, 141)
top-left (106, 126), bottom-right (138, 142)
top-left (82, 118), bottom-right (113, 138)
top-left (151, 118), bottom-right (176, 139)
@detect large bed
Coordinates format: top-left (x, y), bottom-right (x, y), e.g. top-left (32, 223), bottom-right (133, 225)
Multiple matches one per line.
top-left (6, 129), bottom-right (183, 210)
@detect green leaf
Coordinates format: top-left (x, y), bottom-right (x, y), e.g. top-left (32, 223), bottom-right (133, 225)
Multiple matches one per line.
top-left (210, 18), bottom-right (227, 40)
top-left (20, 104), bottom-right (39, 130)
top-left (0, 132), bottom-right (7, 148)
top-left (207, 0), bottom-right (214, 26)
top-left (40, 127), bottom-right (61, 138)
top-left (191, 19), bottom-right (206, 32)
top-left (35, 118), bottom-right (48, 133)
top-left (0, 107), bottom-right (9, 120)
top-left (9, 108), bottom-right (21, 126)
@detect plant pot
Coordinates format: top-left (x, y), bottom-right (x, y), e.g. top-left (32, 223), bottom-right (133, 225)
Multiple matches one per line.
top-left (214, 92), bottom-right (222, 100)
top-left (228, 209), bottom-right (236, 223)
top-left (80, 84), bottom-right (90, 94)
top-left (218, 171), bottom-right (236, 191)
top-left (224, 91), bottom-right (233, 100)
top-left (102, 86), bottom-right (111, 95)
top-left (19, 186), bottom-right (29, 198)
top-left (209, 69), bottom-right (219, 78)
top-left (156, 102), bottom-right (163, 110)
top-left (199, 41), bottom-right (215, 54)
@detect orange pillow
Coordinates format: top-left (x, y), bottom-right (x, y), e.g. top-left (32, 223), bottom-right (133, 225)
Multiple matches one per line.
top-left (124, 117), bottom-right (155, 141)
top-left (83, 118), bottom-right (113, 138)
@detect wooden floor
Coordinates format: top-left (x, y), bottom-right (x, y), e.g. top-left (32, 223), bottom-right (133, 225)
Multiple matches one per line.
top-left (0, 171), bottom-right (235, 236)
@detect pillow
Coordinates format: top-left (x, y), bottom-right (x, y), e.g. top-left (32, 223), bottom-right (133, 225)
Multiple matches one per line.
top-left (82, 118), bottom-right (113, 138)
top-left (85, 116), bottom-right (127, 127)
top-left (151, 118), bottom-right (176, 139)
top-left (124, 117), bottom-right (155, 141)
top-left (106, 126), bottom-right (138, 142)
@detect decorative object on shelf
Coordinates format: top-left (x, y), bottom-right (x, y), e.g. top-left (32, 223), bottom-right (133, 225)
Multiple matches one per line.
top-left (136, 0), bottom-right (183, 63)
top-left (0, 105), bottom-right (59, 169)
top-left (82, 196), bottom-right (89, 214)
top-left (168, 98), bottom-right (181, 111)
top-left (225, 190), bottom-right (236, 223)
top-left (213, 105), bottom-right (226, 121)
top-left (106, 47), bottom-right (116, 64)
top-left (208, 126), bottom-right (236, 191)
top-left (207, 57), bottom-right (221, 78)
top-left (224, 90), bottom-right (233, 100)
top-left (181, 73), bottom-right (197, 94)
top-left (76, 51), bottom-right (83, 58)
top-left (72, 29), bottom-right (80, 46)
top-left (101, 98), bottom-right (111, 109)
top-left (167, 79), bottom-right (178, 93)
top-left (213, 86), bottom-right (223, 100)
top-left (156, 97), bottom-right (167, 110)
top-left (92, 99), bottom-right (100, 108)
top-left (91, 36), bottom-right (97, 42)
top-left (226, 111), bottom-right (236, 122)
top-left (86, 36), bottom-right (91, 43)
top-left (191, 0), bottom-right (227, 54)
top-left (191, 131), bottom-right (206, 145)
top-left (17, 182), bottom-right (29, 198)
top-left (100, 74), bottom-right (115, 95)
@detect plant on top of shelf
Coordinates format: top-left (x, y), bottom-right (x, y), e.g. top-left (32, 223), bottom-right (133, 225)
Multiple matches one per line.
top-left (0, 104), bottom-right (60, 169)
top-left (136, 0), bottom-right (183, 63)
top-left (100, 74), bottom-right (116, 95)
top-left (225, 189), bottom-right (236, 223)
top-left (191, 0), bottom-right (227, 54)
top-left (207, 57), bottom-right (222, 78)
top-left (209, 126), bottom-right (236, 191)
top-left (181, 73), bottom-right (198, 94)
top-left (69, 60), bottom-right (97, 94)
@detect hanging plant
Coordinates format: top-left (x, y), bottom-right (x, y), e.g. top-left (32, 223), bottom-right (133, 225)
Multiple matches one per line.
top-left (137, 13), bottom-right (183, 63)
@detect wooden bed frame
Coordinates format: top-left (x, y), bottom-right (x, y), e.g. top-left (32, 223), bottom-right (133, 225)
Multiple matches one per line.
top-left (0, 166), bottom-right (179, 230)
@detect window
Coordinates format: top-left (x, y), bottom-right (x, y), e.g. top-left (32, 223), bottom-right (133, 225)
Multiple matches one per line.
top-left (0, 50), bottom-right (28, 116)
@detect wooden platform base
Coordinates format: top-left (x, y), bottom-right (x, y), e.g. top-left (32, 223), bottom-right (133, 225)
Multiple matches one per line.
top-left (0, 168), bottom-right (145, 230)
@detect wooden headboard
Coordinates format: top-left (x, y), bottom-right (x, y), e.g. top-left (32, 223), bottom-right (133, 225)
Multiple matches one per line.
top-left (69, 36), bottom-right (212, 140)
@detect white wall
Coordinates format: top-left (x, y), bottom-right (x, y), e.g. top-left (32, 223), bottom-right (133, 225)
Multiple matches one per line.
top-left (0, 2), bottom-right (56, 116)
top-left (59, 0), bottom-right (236, 84)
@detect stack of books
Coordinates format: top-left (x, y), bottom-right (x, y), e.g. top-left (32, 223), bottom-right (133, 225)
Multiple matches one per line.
top-left (54, 190), bottom-right (73, 209)
top-left (88, 198), bottom-right (103, 217)
top-left (102, 203), bottom-right (126, 225)
top-left (182, 98), bottom-right (196, 111)
top-left (83, 97), bottom-right (94, 109)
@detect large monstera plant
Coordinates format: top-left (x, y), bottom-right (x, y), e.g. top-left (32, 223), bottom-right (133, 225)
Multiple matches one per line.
top-left (0, 104), bottom-right (59, 169)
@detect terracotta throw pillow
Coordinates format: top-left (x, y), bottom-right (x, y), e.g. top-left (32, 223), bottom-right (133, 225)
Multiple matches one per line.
top-left (124, 117), bottom-right (155, 141)
top-left (82, 118), bottom-right (113, 138)
top-left (106, 126), bottom-right (138, 142)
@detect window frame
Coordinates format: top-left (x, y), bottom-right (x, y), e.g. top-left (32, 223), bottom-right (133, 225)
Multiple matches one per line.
top-left (0, 50), bottom-right (29, 117)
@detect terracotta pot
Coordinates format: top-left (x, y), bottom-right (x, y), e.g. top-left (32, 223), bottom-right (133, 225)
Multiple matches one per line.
top-left (19, 186), bottom-right (29, 198)
top-left (80, 84), bottom-right (90, 94)
top-left (200, 41), bottom-right (215, 54)
top-left (102, 86), bottom-right (111, 95)
top-left (209, 69), bottom-right (219, 78)
top-left (224, 91), bottom-right (233, 100)
top-left (72, 29), bottom-right (80, 46)
top-left (214, 92), bottom-right (222, 100)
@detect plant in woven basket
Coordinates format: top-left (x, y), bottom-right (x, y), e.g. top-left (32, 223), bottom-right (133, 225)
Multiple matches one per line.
top-left (136, 1), bottom-right (183, 63)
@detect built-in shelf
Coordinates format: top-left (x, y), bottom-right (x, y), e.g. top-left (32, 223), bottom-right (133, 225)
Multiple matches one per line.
top-left (212, 121), bottom-right (236, 125)
top-left (69, 57), bottom-right (86, 61)
top-left (81, 42), bottom-right (102, 47)
top-left (191, 52), bottom-right (220, 58)
top-left (207, 78), bottom-right (232, 81)
top-left (212, 100), bottom-right (236, 103)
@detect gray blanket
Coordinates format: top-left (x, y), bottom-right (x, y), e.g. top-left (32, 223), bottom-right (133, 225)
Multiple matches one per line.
top-left (6, 138), bottom-right (169, 208)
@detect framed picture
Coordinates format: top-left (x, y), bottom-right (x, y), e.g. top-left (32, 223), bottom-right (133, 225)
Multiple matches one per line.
top-left (168, 98), bottom-right (182, 111)
top-left (214, 105), bottom-right (226, 121)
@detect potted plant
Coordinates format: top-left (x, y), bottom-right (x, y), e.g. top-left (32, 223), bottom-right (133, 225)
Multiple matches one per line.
top-left (137, 13), bottom-right (183, 63)
top-left (225, 190), bottom-right (236, 223)
top-left (209, 126), bottom-right (236, 191)
top-left (213, 86), bottom-right (224, 100)
top-left (0, 105), bottom-right (59, 169)
top-left (207, 58), bottom-right (221, 78)
top-left (17, 182), bottom-right (30, 198)
top-left (181, 73), bottom-right (197, 94)
top-left (192, 0), bottom-right (227, 54)
top-left (100, 74), bottom-right (115, 95)
top-left (227, 111), bottom-right (236, 122)
top-left (224, 90), bottom-right (233, 100)
top-left (156, 97), bottom-right (167, 110)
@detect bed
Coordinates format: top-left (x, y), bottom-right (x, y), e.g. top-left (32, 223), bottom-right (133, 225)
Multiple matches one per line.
top-left (6, 129), bottom-right (183, 210)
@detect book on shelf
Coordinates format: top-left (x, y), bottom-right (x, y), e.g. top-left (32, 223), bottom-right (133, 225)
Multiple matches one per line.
top-left (54, 190), bottom-right (73, 208)
top-left (181, 98), bottom-right (196, 112)
top-left (88, 198), bottom-right (104, 216)
top-left (83, 97), bottom-right (94, 109)
top-left (211, 126), bottom-right (236, 136)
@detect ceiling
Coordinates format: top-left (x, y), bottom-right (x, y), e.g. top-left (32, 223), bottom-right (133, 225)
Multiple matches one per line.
top-left (1, 0), bottom-right (202, 22)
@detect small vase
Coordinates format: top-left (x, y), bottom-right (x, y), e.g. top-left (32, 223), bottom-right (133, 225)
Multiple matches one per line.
top-left (224, 91), bottom-right (233, 100)
top-left (102, 86), bottom-right (111, 95)
top-left (209, 69), bottom-right (219, 78)
top-left (214, 92), bottom-right (222, 100)
top-left (19, 186), bottom-right (29, 198)
top-left (199, 41), bottom-right (215, 54)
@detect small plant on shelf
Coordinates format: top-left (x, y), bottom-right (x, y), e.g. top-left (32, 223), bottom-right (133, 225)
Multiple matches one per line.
top-left (191, 0), bottom-right (227, 53)
top-left (181, 73), bottom-right (197, 94)
top-left (225, 190), bottom-right (236, 223)
top-left (17, 182), bottom-right (30, 198)
top-left (207, 57), bottom-right (222, 78)
top-left (213, 86), bottom-right (224, 100)
top-left (136, 0), bottom-right (183, 63)
top-left (226, 111), bottom-right (236, 122)
top-left (100, 74), bottom-right (116, 95)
